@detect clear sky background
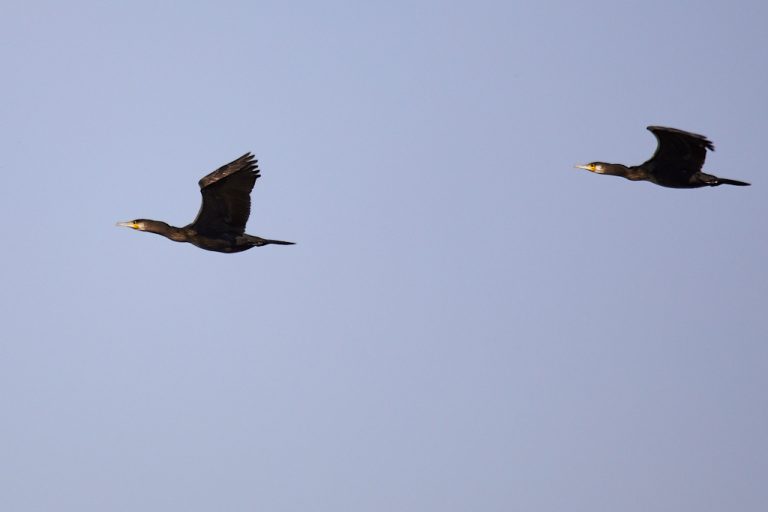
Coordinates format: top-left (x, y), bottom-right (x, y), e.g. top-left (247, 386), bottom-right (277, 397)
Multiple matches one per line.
top-left (1, 1), bottom-right (766, 510)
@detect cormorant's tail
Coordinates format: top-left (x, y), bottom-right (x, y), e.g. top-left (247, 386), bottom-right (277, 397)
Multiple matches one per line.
top-left (262, 239), bottom-right (295, 246)
top-left (246, 235), bottom-right (295, 247)
top-left (715, 177), bottom-right (750, 187)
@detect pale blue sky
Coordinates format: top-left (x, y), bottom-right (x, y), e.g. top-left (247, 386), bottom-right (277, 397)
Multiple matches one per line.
top-left (1, 1), bottom-right (766, 511)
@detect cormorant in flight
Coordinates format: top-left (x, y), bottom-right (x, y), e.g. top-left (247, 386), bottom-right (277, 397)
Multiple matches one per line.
top-left (117, 153), bottom-right (294, 253)
top-left (576, 126), bottom-right (750, 188)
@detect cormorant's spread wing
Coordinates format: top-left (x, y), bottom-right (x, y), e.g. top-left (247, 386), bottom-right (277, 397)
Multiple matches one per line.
top-left (188, 153), bottom-right (259, 236)
top-left (643, 126), bottom-right (714, 178)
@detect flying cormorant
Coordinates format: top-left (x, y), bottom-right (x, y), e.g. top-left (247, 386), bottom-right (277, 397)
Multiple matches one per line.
top-left (117, 153), bottom-right (294, 253)
top-left (576, 126), bottom-right (750, 188)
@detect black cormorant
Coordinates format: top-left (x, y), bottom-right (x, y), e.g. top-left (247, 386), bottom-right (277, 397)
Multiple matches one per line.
top-left (576, 126), bottom-right (750, 188)
top-left (117, 153), bottom-right (294, 253)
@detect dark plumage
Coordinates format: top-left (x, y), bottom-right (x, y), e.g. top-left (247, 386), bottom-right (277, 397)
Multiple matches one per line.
top-left (576, 126), bottom-right (750, 188)
top-left (117, 153), bottom-right (293, 253)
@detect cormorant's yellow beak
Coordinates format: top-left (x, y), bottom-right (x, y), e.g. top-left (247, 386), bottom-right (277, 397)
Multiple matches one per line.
top-left (116, 221), bottom-right (140, 230)
top-left (575, 164), bottom-right (595, 172)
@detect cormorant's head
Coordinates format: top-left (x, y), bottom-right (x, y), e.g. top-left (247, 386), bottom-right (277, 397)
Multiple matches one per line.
top-left (116, 219), bottom-right (150, 231)
top-left (575, 162), bottom-right (610, 174)
top-left (117, 219), bottom-right (182, 241)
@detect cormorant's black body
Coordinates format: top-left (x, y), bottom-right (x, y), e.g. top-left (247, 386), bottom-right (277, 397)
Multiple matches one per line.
top-left (576, 126), bottom-right (750, 188)
top-left (118, 153), bottom-right (293, 253)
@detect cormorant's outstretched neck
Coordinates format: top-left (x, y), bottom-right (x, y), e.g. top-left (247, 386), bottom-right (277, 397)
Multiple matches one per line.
top-left (117, 153), bottom-right (294, 253)
top-left (576, 126), bottom-right (750, 189)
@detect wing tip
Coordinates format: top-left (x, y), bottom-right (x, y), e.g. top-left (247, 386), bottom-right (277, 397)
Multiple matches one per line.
top-left (646, 125), bottom-right (715, 151)
top-left (198, 151), bottom-right (260, 189)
